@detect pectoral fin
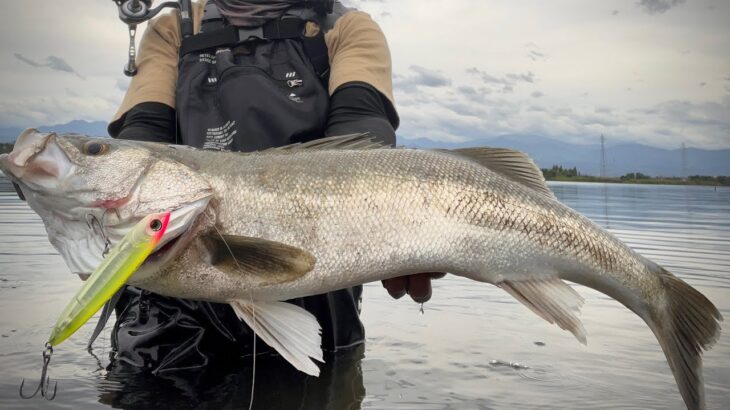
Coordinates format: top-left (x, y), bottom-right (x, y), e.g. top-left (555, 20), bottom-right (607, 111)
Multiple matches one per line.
top-left (206, 235), bottom-right (316, 284)
top-left (230, 300), bottom-right (324, 376)
top-left (499, 276), bottom-right (587, 344)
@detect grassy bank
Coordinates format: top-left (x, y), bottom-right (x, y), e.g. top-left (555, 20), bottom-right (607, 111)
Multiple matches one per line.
top-left (542, 166), bottom-right (730, 187)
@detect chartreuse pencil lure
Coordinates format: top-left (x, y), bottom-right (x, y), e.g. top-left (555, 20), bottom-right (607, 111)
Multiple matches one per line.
top-left (20, 211), bottom-right (170, 400)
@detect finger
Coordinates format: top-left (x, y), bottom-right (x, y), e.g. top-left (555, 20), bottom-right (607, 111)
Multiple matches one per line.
top-left (407, 273), bottom-right (433, 303)
top-left (382, 277), bottom-right (408, 299)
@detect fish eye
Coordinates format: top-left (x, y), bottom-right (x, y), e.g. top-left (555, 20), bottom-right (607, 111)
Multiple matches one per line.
top-left (150, 219), bottom-right (163, 232)
top-left (83, 141), bottom-right (109, 156)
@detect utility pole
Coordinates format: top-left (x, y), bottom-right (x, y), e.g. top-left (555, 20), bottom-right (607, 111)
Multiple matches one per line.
top-left (600, 134), bottom-right (607, 178)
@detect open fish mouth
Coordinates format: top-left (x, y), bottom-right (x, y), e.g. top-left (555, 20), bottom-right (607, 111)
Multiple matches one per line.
top-left (0, 130), bottom-right (73, 191)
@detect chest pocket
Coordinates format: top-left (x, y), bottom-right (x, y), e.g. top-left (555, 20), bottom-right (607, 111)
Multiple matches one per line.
top-left (176, 38), bottom-right (329, 152)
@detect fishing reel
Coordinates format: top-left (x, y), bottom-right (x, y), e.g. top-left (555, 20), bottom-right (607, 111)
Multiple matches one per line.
top-left (112, 0), bottom-right (192, 76)
top-left (112, 1), bottom-right (334, 76)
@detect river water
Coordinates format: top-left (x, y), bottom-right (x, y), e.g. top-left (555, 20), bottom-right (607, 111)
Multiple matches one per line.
top-left (0, 177), bottom-right (727, 409)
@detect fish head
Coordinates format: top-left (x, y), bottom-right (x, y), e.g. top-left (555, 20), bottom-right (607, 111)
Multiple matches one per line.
top-left (0, 129), bottom-right (214, 278)
top-left (1, 129), bottom-right (150, 204)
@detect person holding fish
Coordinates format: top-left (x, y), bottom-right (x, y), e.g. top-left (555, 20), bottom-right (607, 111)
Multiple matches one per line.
top-left (3, 3), bottom-right (721, 407)
top-left (107, 0), bottom-right (441, 375)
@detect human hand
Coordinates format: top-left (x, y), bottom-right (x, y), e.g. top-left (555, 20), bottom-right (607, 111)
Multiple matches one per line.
top-left (382, 272), bottom-right (447, 303)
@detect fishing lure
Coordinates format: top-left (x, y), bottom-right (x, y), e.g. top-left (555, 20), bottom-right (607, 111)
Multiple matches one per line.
top-left (20, 211), bottom-right (170, 399)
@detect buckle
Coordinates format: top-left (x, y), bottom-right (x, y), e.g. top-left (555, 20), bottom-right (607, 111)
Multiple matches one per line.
top-left (237, 26), bottom-right (264, 42)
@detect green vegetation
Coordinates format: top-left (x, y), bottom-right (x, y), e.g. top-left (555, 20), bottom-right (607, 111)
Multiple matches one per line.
top-left (0, 143), bottom-right (12, 154)
top-left (541, 165), bottom-right (730, 186)
top-left (541, 165), bottom-right (580, 178)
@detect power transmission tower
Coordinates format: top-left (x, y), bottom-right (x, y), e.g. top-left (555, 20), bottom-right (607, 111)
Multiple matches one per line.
top-left (681, 142), bottom-right (688, 181)
top-left (600, 134), bottom-right (607, 178)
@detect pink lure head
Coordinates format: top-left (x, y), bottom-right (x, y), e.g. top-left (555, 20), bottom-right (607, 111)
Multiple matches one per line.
top-left (145, 211), bottom-right (171, 245)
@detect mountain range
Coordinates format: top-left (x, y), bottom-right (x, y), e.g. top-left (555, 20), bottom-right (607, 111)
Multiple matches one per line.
top-left (1, 120), bottom-right (727, 177)
top-left (0, 120), bottom-right (109, 143)
top-left (403, 134), bottom-right (730, 177)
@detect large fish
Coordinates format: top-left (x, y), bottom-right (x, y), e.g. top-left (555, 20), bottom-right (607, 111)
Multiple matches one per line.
top-left (0, 129), bottom-right (722, 409)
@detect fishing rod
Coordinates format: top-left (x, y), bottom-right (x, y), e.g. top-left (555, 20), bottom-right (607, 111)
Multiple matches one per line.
top-left (111, 0), bottom-right (193, 76)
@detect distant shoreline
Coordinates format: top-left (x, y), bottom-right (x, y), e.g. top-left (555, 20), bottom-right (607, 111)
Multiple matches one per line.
top-left (545, 176), bottom-right (729, 187)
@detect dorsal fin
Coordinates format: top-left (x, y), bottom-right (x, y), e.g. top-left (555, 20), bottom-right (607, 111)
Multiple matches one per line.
top-left (448, 147), bottom-right (556, 200)
top-left (269, 133), bottom-right (389, 151)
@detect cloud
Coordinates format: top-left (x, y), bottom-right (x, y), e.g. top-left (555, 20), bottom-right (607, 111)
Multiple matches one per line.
top-left (637, 0), bottom-right (686, 15)
top-left (394, 65), bottom-right (452, 91)
top-left (525, 43), bottom-right (547, 61)
top-left (466, 67), bottom-right (536, 93)
top-left (637, 97), bottom-right (730, 147)
top-left (409, 65), bottom-right (451, 87)
top-left (1, 0), bottom-right (727, 151)
top-left (64, 88), bottom-right (79, 97)
top-left (527, 50), bottom-right (546, 61)
top-left (0, 93), bottom-right (120, 128)
top-left (395, 64), bottom-right (730, 149)
top-left (506, 72), bottom-right (535, 83)
top-left (14, 53), bottom-right (85, 79)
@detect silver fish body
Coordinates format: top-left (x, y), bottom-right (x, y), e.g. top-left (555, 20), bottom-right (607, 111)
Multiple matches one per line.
top-left (0, 130), bottom-right (721, 409)
top-left (139, 144), bottom-right (652, 305)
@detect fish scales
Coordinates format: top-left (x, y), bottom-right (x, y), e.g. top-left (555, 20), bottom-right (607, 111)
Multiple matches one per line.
top-left (141, 147), bottom-right (648, 306)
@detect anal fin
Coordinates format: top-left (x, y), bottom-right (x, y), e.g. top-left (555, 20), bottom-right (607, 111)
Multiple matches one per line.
top-left (499, 277), bottom-right (587, 344)
top-left (230, 300), bottom-right (324, 376)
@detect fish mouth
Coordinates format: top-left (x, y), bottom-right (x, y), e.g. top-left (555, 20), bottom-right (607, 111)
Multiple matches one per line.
top-left (0, 130), bottom-right (72, 190)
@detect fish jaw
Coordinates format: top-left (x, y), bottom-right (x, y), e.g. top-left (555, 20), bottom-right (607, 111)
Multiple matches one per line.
top-left (0, 130), bottom-right (74, 195)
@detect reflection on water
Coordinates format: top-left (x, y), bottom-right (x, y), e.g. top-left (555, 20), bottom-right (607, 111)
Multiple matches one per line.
top-left (99, 346), bottom-right (364, 410)
top-left (0, 177), bottom-right (728, 409)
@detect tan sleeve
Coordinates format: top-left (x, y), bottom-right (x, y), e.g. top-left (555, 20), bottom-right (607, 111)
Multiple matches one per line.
top-left (325, 11), bottom-right (395, 105)
top-left (111, 2), bottom-right (205, 124)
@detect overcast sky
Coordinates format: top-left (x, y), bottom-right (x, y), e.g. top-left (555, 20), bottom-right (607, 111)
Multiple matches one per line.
top-left (0, 0), bottom-right (728, 149)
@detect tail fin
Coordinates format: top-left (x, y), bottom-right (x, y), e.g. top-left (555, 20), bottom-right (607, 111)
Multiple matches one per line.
top-left (648, 266), bottom-right (722, 410)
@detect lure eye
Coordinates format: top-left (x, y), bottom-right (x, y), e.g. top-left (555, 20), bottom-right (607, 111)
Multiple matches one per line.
top-left (83, 141), bottom-right (109, 156)
top-left (150, 219), bottom-right (163, 232)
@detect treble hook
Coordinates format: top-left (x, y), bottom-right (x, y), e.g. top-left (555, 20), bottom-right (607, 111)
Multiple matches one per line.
top-left (86, 213), bottom-right (112, 257)
top-left (19, 343), bottom-right (57, 400)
